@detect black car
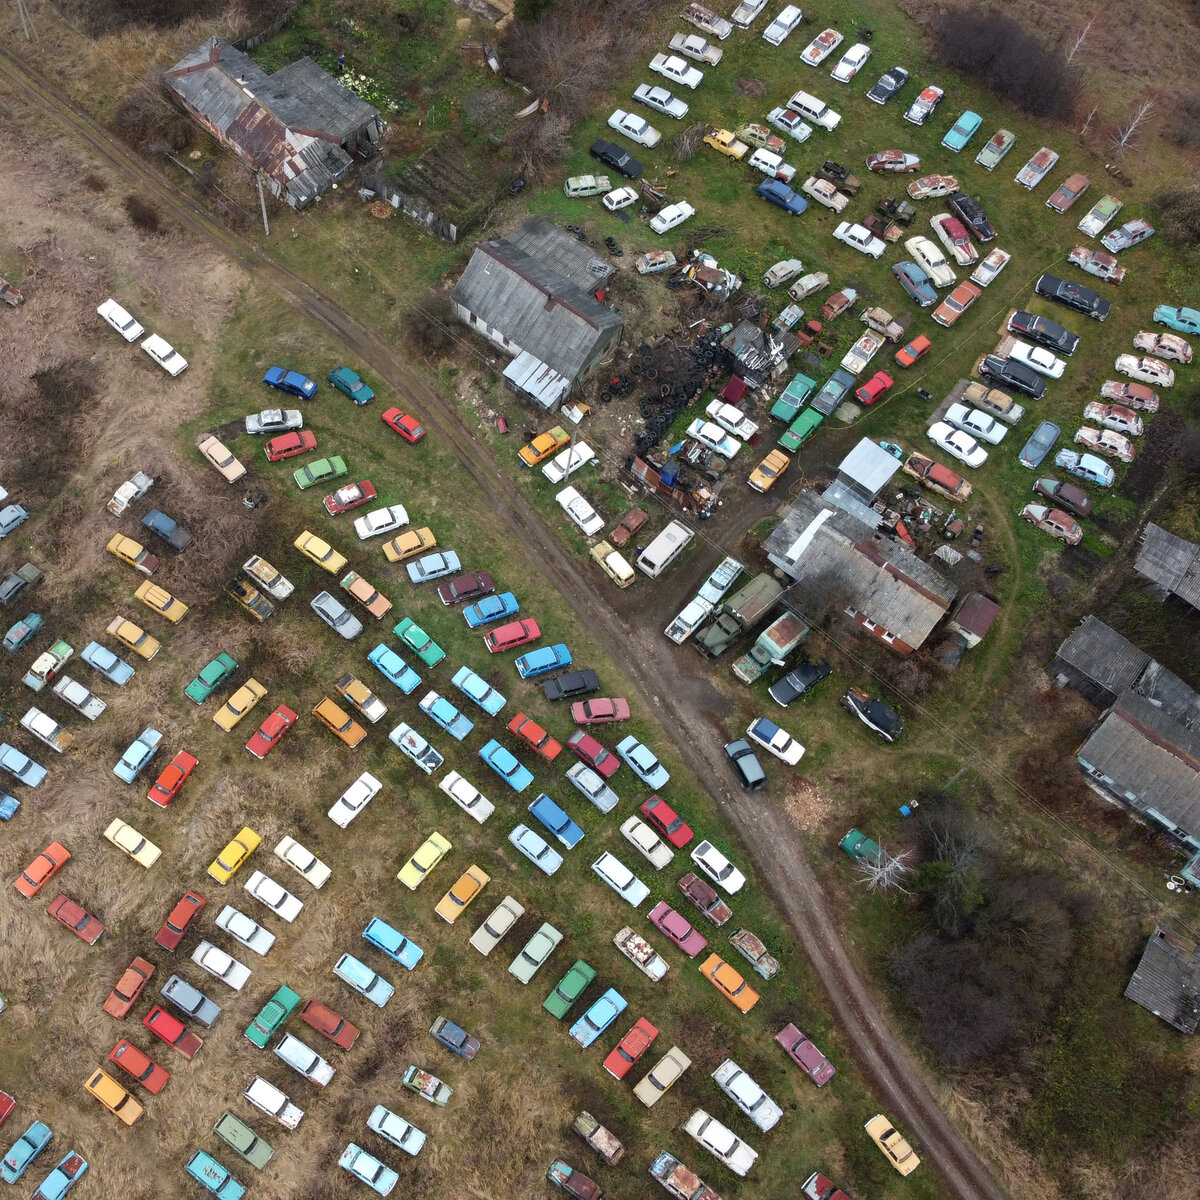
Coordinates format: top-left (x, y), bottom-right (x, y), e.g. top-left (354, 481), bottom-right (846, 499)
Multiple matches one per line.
top-left (1006, 311), bottom-right (1080, 356)
top-left (768, 660), bottom-right (833, 708)
top-left (543, 669), bottom-right (601, 702)
top-left (866, 66), bottom-right (909, 105)
top-left (978, 354), bottom-right (1046, 399)
top-left (1034, 273), bottom-right (1111, 322)
top-left (590, 139), bottom-right (642, 180)
top-left (724, 739), bottom-right (766, 790)
top-left (947, 193), bottom-right (995, 242)
top-left (840, 688), bottom-right (904, 743)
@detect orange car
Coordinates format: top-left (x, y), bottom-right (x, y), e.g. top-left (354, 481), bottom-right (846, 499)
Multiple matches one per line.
top-left (507, 713), bottom-right (562, 762)
top-left (14, 841), bottom-right (70, 898)
top-left (699, 953), bottom-right (760, 1014)
top-left (108, 1039), bottom-right (170, 1094)
top-left (434, 865), bottom-right (490, 923)
top-left (894, 333), bottom-right (932, 367)
top-left (312, 697), bottom-right (367, 747)
top-left (102, 956), bottom-right (155, 1019)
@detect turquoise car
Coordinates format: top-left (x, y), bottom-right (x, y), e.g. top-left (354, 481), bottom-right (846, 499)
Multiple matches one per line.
top-left (770, 373), bottom-right (816, 422)
top-left (463, 592), bottom-right (519, 628)
top-left (1153, 305), bottom-right (1200, 336)
top-left (480, 740), bottom-right (534, 793)
top-left (2, 1122), bottom-right (53, 1183)
top-left (327, 366), bottom-right (374, 406)
top-left (367, 644), bottom-right (421, 695)
top-left (393, 618), bottom-right (446, 667)
top-left (244, 985), bottom-right (301, 1049)
top-left (185, 652), bottom-right (237, 704)
top-left (184, 1150), bottom-right (244, 1200)
top-left (338, 1144), bottom-right (397, 1197)
top-left (941, 110), bottom-right (982, 152)
top-left (362, 917), bottom-right (424, 970)
top-left (3, 612), bottom-right (43, 652)
top-left (569, 988), bottom-right (627, 1047)
top-left (418, 691), bottom-right (473, 741)
top-left (450, 665), bottom-right (506, 716)
top-left (515, 643), bottom-right (572, 679)
top-left (293, 455), bottom-right (347, 490)
top-left (31, 1151), bottom-right (87, 1200)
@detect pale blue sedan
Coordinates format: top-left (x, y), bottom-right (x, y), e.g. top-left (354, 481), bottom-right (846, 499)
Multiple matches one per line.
top-left (616, 735), bottom-right (670, 788)
top-left (463, 592), bottom-right (519, 628)
top-left (362, 917), bottom-right (424, 970)
top-left (569, 988), bottom-right (627, 1047)
top-left (418, 691), bottom-right (474, 741)
top-left (480, 740), bottom-right (534, 792)
top-left (450, 665), bottom-right (505, 716)
top-left (113, 727), bottom-right (164, 783)
top-left (81, 640), bottom-right (134, 685)
top-left (0, 742), bottom-right (48, 788)
top-left (367, 644), bottom-right (421, 695)
top-left (941, 109), bottom-right (982, 151)
top-left (508, 823), bottom-right (563, 875)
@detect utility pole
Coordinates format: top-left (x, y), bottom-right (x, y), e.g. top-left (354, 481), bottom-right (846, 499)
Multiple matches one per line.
top-left (255, 172), bottom-right (270, 236)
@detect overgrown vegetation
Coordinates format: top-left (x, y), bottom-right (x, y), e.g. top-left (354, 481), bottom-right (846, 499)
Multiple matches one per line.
top-left (1153, 182), bottom-right (1200, 256)
top-left (64, 0), bottom-right (290, 36)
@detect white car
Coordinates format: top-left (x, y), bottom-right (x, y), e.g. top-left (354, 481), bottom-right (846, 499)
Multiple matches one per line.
top-left (353, 505), bottom-right (409, 540)
top-left (927, 421), bottom-right (988, 468)
top-left (469, 895), bottom-right (525, 956)
top-left (141, 333), bottom-right (187, 376)
top-left (1115, 354), bottom-right (1174, 387)
top-left (244, 871), bottom-right (304, 923)
top-left (668, 32), bottom-right (723, 65)
top-left (830, 42), bottom-right (871, 82)
top-left (762, 4), bottom-right (803, 45)
top-left (649, 53), bottom-right (703, 89)
top-left (633, 83), bottom-right (689, 120)
top-left (191, 940), bottom-right (252, 990)
top-left (943, 403), bottom-right (1007, 445)
top-left (834, 222), bottom-right (886, 258)
top-left (274, 835), bottom-right (331, 888)
top-left (275, 1033), bottom-right (335, 1087)
top-left (786, 89), bottom-right (841, 130)
top-left (1008, 339), bottom-right (1066, 379)
top-left (684, 1109), bottom-right (759, 1177)
top-left (705, 399), bottom-right (758, 440)
top-left (602, 186), bottom-right (640, 212)
top-left (592, 851), bottom-right (651, 907)
top-left (367, 1105), bottom-right (427, 1157)
top-left (766, 106), bottom-right (812, 143)
top-left (543, 441), bottom-right (595, 484)
top-left (686, 419), bottom-right (741, 458)
top-left (712, 1060), bottom-right (783, 1132)
top-left (619, 815), bottom-right (674, 870)
top-left (747, 148), bottom-right (796, 182)
top-left (328, 771), bottom-right (383, 828)
top-left (608, 109), bottom-right (662, 147)
top-left (649, 201), bottom-right (696, 234)
top-left (245, 408), bottom-right (302, 436)
top-left (802, 176), bottom-right (849, 212)
top-left (438, 770), bottom-right (495, 824)
top-left (745, 717), bottom-right (804, 765)
top-left (556, 486), bottom-right (604, 536)
top-left (690, 840), bottom-right (745, 893)
top-left (97, 298), bottom-right (144, 342)
top-left (763, 258), bottom-right (804, 288)
top-left (904, 235), bottom-right (956, 287)
top-left (970, 247), bottom-right (1011, 287)
top-left (214, 905), bottom-right (276, 956)
top-left (930, 214), bottom-right (978, 266)
top-left (801, 28), bottom-right (843, 66)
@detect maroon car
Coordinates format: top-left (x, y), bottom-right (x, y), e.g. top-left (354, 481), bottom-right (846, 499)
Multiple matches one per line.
top-left (155, 890), bottom-right (206, 951)
top-left (776, 1022), bottom-right (837, 1086)
top-left (437, 572), bottom-right (494, 606)
top-left (265, 430), bottom-right (318, 461)
top-left (647, 901), bottom-right (708, 957)
top-left (245, 704), bottom-right (298, 760)
top-left (143, 1004), bottom-right (203, 1060)
top-left (677, 872), bottom-right (732, 926)
top-left (566, 730), bottom-right (619, 778)
top-left (641, 795), bottom-right (694, 848)
top-left (323, 480), bottom-right (377, 516)
top-left (47, 894), bottom-right (104, 944)
top-left (570, 697), bottom-right (631, 725)
top-left (299, 999), bottom-right (361, 1050)
top-left (803, 1170), bottom-right (854, 1200)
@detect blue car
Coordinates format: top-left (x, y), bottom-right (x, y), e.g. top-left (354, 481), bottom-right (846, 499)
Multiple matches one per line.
top-left (2, 1122), bottom-right (54, 1184)
top-left (568, 988), bottom-right (627, 1047)
top-left (615, 735), bottom-right (670, 788)
top-left (113, 726), bottom-right (164, 783)
top-left (3, 613), bottom-right (42, 652)
top-left (479, 739), bottom-right (534, 792)
top-left (941, 109), bottom-right (982, 151)
top-left (0, 742), bottom-right (48, 787)
top-left (0, 505), bottom-right (28, 539)
top-left (450, 665), bottom-right (506, 716)
top-left (367, 644), bottom-right (422, 695)
top-left (508, 823), bottom-right (564, 875)
top-left (892, 261), bottom-right (937, 308)
top-left (31, 1151), bottom-right (88, 1200)
top-left (262, 366), bottom-right (317, 399)
top-left (184, 1150), bottom-right (244, 1200)
top-left (333, 953), bottom-right (394, 1007)
top-left (1153, 305), bottom-right (1200, 335)
top-left (1019, 421), bottom-right (1061, 469)
top-left (418, 691), bottom-right (474, 741)
top-left (515, 643), bottom-right (572, 679)
top-left (463, 592), bottom-right (519, 628)
top-left (81, 641), bottom-right (134, 685)
top-left (362, 916), bottom-right (425, 970)
top-left (528, 793), bottom-right (585, 849)
top-left (757, 178), bottom-right (807, 215)
top-left (0, 792), bottom-right (19, 821)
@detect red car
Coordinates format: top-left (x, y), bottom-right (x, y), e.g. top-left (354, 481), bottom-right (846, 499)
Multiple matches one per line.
top-left (776, 1022), bottom-right (837, 1086)
top-left (484, 618), bottom-right (541, 653)
top-left (647, 901), bottom-right (708, 957)
top-left (143, 1005), bottom-right (202, 1060)
top-left (803, 1171), bottom-right (853, 1200)
top-left (640, 796), bottom-right (693, 848)
top-left (381, 407), bottom-right (426, 444)
top-left (265, 430), bottom-right (318, 461)
top-left (299, 999), bottom-right (360, 1049)
top-left (0, 1091), bottom-right (15, 1129)
top-left (14, 841), bottom-right (70, 899)
top-left (102, 956), bottom-right (155, 1019)
top-left (245, 704), bottom-right (298, 760)
top-left (855, 370), bottom-right (894, 405)
top-left (147, 751), bottom-right (198, 807)
top-left (155, 890), bottom-right (206, 951)
top-left (894, 334), bottom-right (932, 367)
top-left (566, 729), bottom-right (619, 778)
top-left (570, 697), bottom-right (631, 725)
top-left (323, 480), bottom-right (377, 516)
top-left (602, 1017), bottom-right (658, 1080)
top-left (109, 1039), bottom-right (170, 1093)
top-left (437, 572), bottom-right (495, 606)
top-left (508, 713), bottom-right (562, 761)
top-left (48, 894), bottom-right (104, 944)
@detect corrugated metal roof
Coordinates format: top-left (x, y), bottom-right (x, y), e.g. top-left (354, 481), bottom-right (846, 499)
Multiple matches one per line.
top-left (505, 216), bottom-right (613, 293)
top-left (1134, 660), bottom-right (1200, 733)
top-left (1125, 925), bottom-right (1200, 1033)
top-left (821, 479), bottom-right (883, 529)
top-left (953, 592), bottom-right (1001, 638)
top-left (836, 437), bottom-right (902, 499)
top-left (272, 58), bottom-right (378, 141)
top-left (1135, 523), bottom-right (1200, 609)
top-left (1054, 615), bottom-right (1151, 697)
top-left (503, 351), bottom-right (571, 411)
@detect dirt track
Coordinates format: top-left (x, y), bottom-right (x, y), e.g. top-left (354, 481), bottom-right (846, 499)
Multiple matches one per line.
top-left (0, 46), bottom-right (1008, 1200)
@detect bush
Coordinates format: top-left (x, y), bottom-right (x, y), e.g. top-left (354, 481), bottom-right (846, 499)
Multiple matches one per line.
top-left (1153, 183), bottom-right (1200, 255)
top-left (1167, 94), bottom-right (1200, 147)
top-left (122, 195), bottom-right (164, 236)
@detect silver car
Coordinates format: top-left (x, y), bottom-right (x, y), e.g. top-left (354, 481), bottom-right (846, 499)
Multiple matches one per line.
top-left (566, 761), bottom-right (619, 813)
top-left (245, 408), bottom-right (303, 435)
top-left (633, 83), bottom-right (689, 120)
top-left (310, 591), bottom-right (363, 640)
top-left (161, 973), bottom-right (222, 1027)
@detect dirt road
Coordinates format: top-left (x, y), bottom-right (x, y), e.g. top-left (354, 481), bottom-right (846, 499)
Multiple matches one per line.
top-left (0, 46), bottom-right (1008, 1200)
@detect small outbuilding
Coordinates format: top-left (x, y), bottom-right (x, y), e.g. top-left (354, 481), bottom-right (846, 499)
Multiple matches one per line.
top-left (1134, 523), bottom-right (1200, 611)
top-left (1125, 925), bottom-right (1200, 1034)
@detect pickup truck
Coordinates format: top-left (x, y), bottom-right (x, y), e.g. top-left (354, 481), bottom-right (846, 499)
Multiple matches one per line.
top-left (22, 641), bottom-right (73, 692)
top-left (614, 926), bottom-right (669, 980)
top-left (241, 556), bottom-right (294, 600)
top-left (52, 675), bottom-right (107, 720)
top-left (106, 471), bottom-right (154, 517)
top-left (703, 129), bottom-right (748, 159)
top-left (1, 562), bottom-right (43, 607)
top-left (141, 508), bottom-right (193, 551)
top-left (20, 706), bottom-right (73, 753)
top-left (841, 330), bottom-right (885, 375)
top-left (818, 159), bottom-right (862, 196)
top-left (547, 1161), bottom-right (601, 1200)
top-left (225, 577), bottom-right (275, 622)
top-left (573, 1111), bottom-right (625, 1165)
top-left (949, 378), bottom-right (1024, 425)
top-left (728, 928), bottom-right (780, 979)
top-left (665, 599), bottom-right (711, 645)
top-left (902, 452), bottom-right (973, 502)
top-left (243, 1076), bottom-right (303, 1129)
top-left (678, 872), bottom-right (732, 926)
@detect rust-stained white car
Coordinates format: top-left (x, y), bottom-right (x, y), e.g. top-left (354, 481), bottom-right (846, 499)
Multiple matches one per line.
top-left (906, 173), bottom-right (959, 201)
top-left (1114, 354), bottom-right (1174, 388)
top-left (1074, 426), bottom-right (1135, 462)
top-left (1083, 402), bottom-right (1143, 437)
top-left (1132, 330), bottom-right (1192, 364)
top-left (1020, 503), bottom-right (1082, 545)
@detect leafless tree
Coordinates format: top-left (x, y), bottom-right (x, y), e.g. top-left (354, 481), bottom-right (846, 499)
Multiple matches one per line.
top-left (1065, 13), bottom-right (1096, 64)
top-left (1110, 98), bottom-right (1156, 157)
top-left (855, 847), bottom-right (912, 892)
top-left (1079, 104), bottom-right (1098, 138)
top-left (673, 122), bottom-right (706, 162)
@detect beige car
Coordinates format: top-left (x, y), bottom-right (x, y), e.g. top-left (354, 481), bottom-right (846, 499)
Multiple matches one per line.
top-left (633, 1045), bottom-right (692, 1106)
top-left (214, 678), bottom-right (268, 731)
top-left (294, 530), bottom-right (347, 575)
top-left (469, 895), bottom-right (525, 956)
top-left (382, 527), bottom-right (436, 564)
top-left (865, 1113), bottom-right (921, 1175)
top-left (274, 835), bottom-right (331, 889)
top-left (134, 580), bottom-right (189, 623)
top-left (104, 818), bottom-right (162, 868)
top-left (198, 433), bottom-right (247, 483)
top-left (106, 615), bottom-right (161, 660)
top-left (340, 571), bottom-right (392, 619)
top-left (84, 1068), bottom-right (144, 1125)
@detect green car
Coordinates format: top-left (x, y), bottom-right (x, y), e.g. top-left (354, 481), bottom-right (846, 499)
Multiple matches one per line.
top-left (293, 455), bottom-right (347, 490)
top-left (244, 984), bottom-right (301, 1048)
top-left (542, 959), bottom-right (597, 1019)
top-left (213, 1110), bottom-right (274, 1169)
top-left (328, 366), bottom-right (375, 406)
top-left (393, 617), bottom-right (446, 667)
top-left (184, 652), bottom-right (238, 704)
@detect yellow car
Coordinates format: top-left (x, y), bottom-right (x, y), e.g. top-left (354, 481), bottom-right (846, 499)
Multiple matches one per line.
top-left (865, 1114), bottom-right (921, 1176)
top-left (105, 533), bottom-right (159, 575)
top-left (434, 865), bottom-right (490, 923)
top-left (208, 825), bottom-right (262, 885)
top-left (312, 697), bottom-right (367, 747)
top-left (84, 1068), bottom-right (144, 1125)
top-left (397, 831), bottom-right (452, 890)
top-left (518, 425), bottom-right (570, 466)
top-left (213, 679), bottom-right (267, 731)
top-left (294, 530), bottom-right (348, 575)
top-left (105, 615), bottom-right (161, 661)
top-left (103, 818), bottom-right (162, 868)
top-left (382, 527), bottom-right (436, 564)
top-left (748, 448), bottom-right (791, 493)
top-left (134, 580), bottom-right (189, 623)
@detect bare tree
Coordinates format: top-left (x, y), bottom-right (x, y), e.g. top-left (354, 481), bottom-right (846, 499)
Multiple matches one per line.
top-left (854, 847), bottom-right (912, 892)
top-left (1111, 98), bottom-right (1156, 157)
top-left (1065, 13), bottom-right (1096, 64)
top-left (1079, 104), bottom-right (1098, 138)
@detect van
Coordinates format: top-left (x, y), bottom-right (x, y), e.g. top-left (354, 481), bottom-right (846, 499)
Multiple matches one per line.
top-left (786, 90), bottom-right (841, 131)
top-left (590, 541), bottom-right (635, 588)
top-left (312, 698), bottom-right (367, 747)
top-left (636, 521), bottom-right (694, 579)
